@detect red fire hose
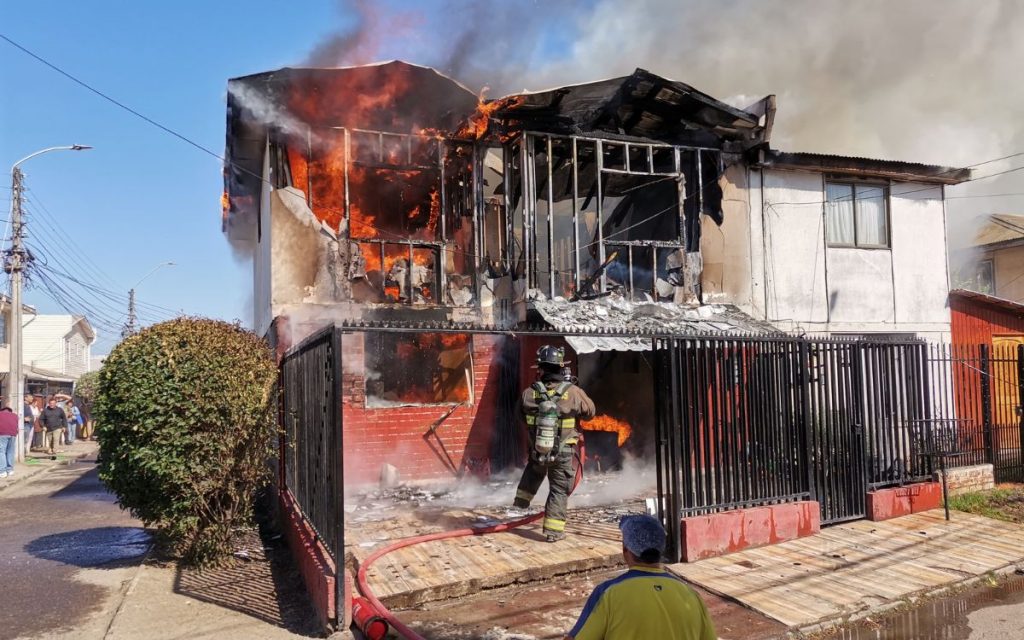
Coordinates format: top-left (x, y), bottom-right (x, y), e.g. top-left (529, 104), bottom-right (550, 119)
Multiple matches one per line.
top-left (355, 443), bottom-right (586, 640)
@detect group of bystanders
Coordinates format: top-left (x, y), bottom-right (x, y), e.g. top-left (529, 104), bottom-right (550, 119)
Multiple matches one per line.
top-left (0, 392), bottom-right (87, 479)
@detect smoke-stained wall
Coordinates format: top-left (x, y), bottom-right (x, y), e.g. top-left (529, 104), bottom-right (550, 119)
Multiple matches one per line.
top-left (340, 332), bottom-right (503, 484)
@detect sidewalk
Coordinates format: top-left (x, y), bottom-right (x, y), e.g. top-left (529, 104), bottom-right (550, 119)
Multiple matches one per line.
top-left (668, 509), bottom-right (1024, 635)
top-left (2, 442), bottom-right (320, 640)
top-left (0, 438), bottom-right (98, 493)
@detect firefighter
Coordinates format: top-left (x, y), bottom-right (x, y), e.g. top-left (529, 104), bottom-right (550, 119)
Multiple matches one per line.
top-left (513, 345), bottom-right (596, 542)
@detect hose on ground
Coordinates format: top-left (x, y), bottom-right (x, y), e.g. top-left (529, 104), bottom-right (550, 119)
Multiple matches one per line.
top-left (355, 441), bottom-right (586, 640)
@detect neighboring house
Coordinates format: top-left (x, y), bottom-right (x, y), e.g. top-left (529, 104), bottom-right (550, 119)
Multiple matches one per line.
top-left (947, 288), bottom-right (1024, 481)
top-left (950, 213), bottom-right (1024, 303)
top-left (0, 306), bottom-right (93, 399)
top-left (703, 152), bottom-right (967, 342)
top-left (22, 314), bottom-right (96, 384)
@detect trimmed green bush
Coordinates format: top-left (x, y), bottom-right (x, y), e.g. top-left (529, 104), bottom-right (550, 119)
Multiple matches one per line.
top-left (94, 318), bottom-right (277, 566)
top-left (75, 370), bottom-right (100, 404)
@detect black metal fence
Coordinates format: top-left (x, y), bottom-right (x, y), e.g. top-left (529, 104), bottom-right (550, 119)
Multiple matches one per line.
top-left (653, 335), bottom-right (941, 560)
top-left (926, 342), bottom-right (1024, 482)
top-left (280, 326), bottom-right (344, 619)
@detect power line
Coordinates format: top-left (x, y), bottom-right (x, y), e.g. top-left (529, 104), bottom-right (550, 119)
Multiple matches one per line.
top-left (10, 29), bottom-right (1024, 286)
top-left (0, 33), bottom-right (224, 164)
top-left (26, 238), bottom-right (151, 330)
top-left (22, 188), bottom-right (122, 290)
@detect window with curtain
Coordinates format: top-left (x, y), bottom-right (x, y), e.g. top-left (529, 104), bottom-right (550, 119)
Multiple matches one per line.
top-left (825, 181), bottom-right (889, 248)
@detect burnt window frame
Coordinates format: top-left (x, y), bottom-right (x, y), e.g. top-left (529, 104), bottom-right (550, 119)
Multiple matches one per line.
top-left (512, 132), bottom-right (719, 301)
top-left (363, 332), bottom-right (475, 408)
top-left (824, 179), bottom-right (891, 250)
top-left (291, 125), bottom-right (486, 307)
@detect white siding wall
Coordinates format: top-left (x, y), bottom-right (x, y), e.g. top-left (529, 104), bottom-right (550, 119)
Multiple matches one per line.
top-left (23, 315), bottom-right (74, 372)
top-left (712, 168), bottom-right (950, 341)
top-left (63, 329), bottom-right (91, 378)
top-left (23, 315), bottom-right (94, 377)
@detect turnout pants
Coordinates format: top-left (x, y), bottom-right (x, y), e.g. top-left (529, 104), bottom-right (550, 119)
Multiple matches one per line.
top-left (514, 449), bottom-right (575, 535)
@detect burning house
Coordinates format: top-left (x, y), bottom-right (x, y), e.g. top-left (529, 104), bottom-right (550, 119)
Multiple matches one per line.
top-left (225, 61), bottom-right (778, 484)
top-left (224, 60), bottom-right (968, 486)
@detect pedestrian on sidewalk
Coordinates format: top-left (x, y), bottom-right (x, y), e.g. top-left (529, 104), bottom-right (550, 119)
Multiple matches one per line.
top-left (38, 397), bottom-right (68, 455)
top-left (22, 394), bottom-right (35, 454)
top-left (0, 406), bottom-right (18, 478)
top-left (565, 514), bottom-right (716, 640)
top-left (69, 402), bottom-right (82, 443)
top-left (29, 396), bottom-right (43, 451)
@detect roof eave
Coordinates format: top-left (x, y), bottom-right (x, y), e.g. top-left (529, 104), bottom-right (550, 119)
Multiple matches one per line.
top-left (755, 150), bottom-right (971, 185)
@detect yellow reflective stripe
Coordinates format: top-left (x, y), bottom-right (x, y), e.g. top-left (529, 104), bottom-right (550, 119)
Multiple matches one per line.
top-left (525, 415), bottom-right (536, 425)
top-left (543, 517), bottom-right (566, 532)
top-left (560, 418), bottom-right (575, 429)
top-left (515, 489), bottom-right (534, 502)
top-left (561, 393), bottom-right (569, 400)
top-left (563, 437), bottom-right (578, 445)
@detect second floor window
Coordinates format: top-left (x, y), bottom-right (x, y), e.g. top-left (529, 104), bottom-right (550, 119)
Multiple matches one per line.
top-left (825, 182), bottom-right (889, 248)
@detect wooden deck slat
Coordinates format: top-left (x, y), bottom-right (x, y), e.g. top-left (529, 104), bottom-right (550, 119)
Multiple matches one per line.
top-left (668, 511), bottom-right (1024, 629)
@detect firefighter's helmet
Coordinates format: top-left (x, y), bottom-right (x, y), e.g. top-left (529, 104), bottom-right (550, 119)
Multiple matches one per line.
top-left (537, 345), bottom-right (565, 368)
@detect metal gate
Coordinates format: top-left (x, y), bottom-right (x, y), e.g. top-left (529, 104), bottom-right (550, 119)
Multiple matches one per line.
top-left (654, 335), bottom-right (935, 560)
top-left (654, 336), bottom-right (814, 562)
top-left (280, 326), bottom-right (344, 624)
top-left (804, 340), bottom-right (865, 525)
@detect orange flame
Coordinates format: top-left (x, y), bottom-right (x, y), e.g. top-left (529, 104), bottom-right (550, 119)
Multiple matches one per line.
top-left (220, 191), bottom-right (230, 220)
top-left (580, 415), bottom-right (632, 447)
top-left (456, 94), bottom-right (525, 140)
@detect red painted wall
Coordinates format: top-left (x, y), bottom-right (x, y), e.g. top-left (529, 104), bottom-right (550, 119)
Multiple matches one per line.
top-left (949, 294), bottom-right (1024, 451)
top-left (341, 332), bottom-right (503, 485)
top-left (950, 295), bottom-right (1024, 346)
top-left (680, 501), bottom-right (820, 562)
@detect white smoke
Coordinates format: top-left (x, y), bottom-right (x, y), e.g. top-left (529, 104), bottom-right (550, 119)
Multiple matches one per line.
top-left (304, 0), bottom-right (1024, 242)
top-left (227, 82), bottom-right (311, 142)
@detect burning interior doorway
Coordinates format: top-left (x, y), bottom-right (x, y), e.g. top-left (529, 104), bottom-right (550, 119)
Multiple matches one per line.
top-left (576, 350), bottom-right (656, 472)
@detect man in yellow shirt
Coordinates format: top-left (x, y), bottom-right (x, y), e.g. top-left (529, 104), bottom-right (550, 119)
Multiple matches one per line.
top-left (565, 514), bottom-right (717, 640)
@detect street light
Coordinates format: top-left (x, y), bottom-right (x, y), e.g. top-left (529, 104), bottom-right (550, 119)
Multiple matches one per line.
top-left (122, 261), bottom-right (175, 337)
top-left (8, 144), bottom-right (92, 462)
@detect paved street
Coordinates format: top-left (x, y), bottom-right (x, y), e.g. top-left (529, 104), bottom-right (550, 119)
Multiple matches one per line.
top-left (0, 443), bottom-right (319, 640)
top-left (0, 444), bottom-right (148, 639)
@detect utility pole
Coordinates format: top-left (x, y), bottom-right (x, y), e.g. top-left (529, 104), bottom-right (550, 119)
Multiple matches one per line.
top-left (122, 288), bottom-right (137, 338)
top-left (6, 145), bottom-right (92, 463)
top-left (121, 262), bottom-right (174, 339)
top-left (6, 168), bottom-right (26, 462)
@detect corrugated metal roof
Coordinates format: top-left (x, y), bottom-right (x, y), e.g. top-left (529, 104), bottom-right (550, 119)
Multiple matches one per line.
top-left (958, 214), bottom-right (1024, 249)
top-left (565, 335), bottom-right (652, 354)
top-left (756, 149), bottom-right (970, 185)
top-left (532, 297), bottom-right (780, 352)
top-left (949, 288), bottom-right (1024, 315)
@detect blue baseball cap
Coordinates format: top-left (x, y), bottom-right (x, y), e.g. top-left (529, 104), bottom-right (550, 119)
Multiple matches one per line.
top-left (619, 514), bottom-right (666, 557)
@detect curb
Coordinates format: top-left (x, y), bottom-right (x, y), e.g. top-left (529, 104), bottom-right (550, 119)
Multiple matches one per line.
top-left (102, 543), bottom-right (154, 639)
top-left (0, 443), bottom-right (97, 494)
top-left (788, 561), bottom-right (1024, 637)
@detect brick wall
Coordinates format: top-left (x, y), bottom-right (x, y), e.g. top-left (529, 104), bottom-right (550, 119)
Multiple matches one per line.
top-left (278, 489), bottom-right (336, 630)
top-left (341, 332), bottom-right (504, 485)
top-left (935, 463), bottom-right (995, 496)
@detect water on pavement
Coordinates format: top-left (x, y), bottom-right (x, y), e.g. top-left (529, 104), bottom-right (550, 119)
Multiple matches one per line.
top-left (834, 575), bottom-right (1024, 639)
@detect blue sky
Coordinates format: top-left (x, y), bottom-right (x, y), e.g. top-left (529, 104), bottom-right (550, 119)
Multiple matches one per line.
top-left (0, 1), bottom-right (359, 353)
top-left (1, 0), bottom-right (581, 354)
